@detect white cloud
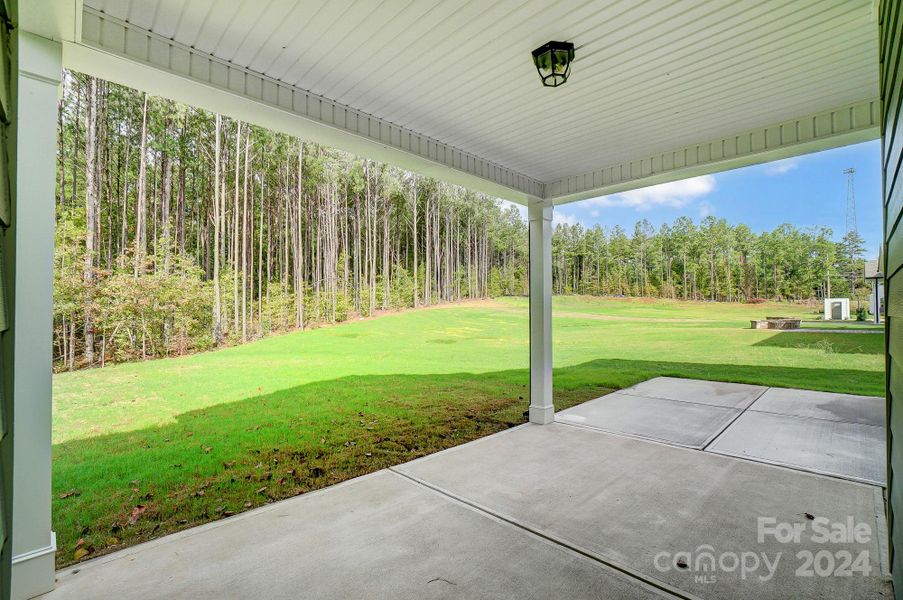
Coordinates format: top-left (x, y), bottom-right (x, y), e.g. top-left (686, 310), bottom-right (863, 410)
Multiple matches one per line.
top-left (552, 211), bottom-right (580, 227)
top-left (584, 175), bottom-right (716, 211)
top-left (763, 158), bottom-right (799, 175)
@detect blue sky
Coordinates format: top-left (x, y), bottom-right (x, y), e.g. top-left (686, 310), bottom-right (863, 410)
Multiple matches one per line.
top-left (513, 140), bottom-right (883, 259)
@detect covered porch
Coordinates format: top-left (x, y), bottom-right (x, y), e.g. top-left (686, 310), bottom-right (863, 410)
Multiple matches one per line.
top-left (42, 379), bottom-right (891, 599)
top-left (4, 0), bottom-right (900, 598)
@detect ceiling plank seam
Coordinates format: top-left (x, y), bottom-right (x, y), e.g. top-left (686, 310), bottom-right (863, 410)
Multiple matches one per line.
top-left (78, 6), bottom-right (545, 201)
top-left (548, 98), bottom-right (880, 205)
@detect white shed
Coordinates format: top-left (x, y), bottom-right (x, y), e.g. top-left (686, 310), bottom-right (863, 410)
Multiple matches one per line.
top-left (824, 298), bottom-right (851, 321)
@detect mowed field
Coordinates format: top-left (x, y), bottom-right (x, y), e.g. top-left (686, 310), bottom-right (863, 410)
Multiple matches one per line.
top-left (53, 296), bottom-right (885, 565)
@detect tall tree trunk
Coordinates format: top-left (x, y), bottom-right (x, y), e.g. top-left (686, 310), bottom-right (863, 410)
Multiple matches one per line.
top-left (177, 152), bottom-right (186, 257)
top-left (72, 77), bottom-right (80, 205)
top-left (212, 114), bottom-right (223, 345)
top-left (296, 142), bottom-right (304, 328)
top-left (161, 117), bottom-right (173, 275)
top-left (241, 129), bottom-right (250, 342)
top-left (58, 93), bottom-right (66, 205)
top-left (83, 76), bottom-right (99, 366)
top-left (233, 121), bottom-right (242, 334)
top-left (258, 174), bottom-right (264, 330)
top-left (133, 92), bottom-right (149, 276)
top-left (412, 176), bottom-right (418, 307)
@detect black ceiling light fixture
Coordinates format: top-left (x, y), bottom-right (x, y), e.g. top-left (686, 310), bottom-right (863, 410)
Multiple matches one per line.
top-left (532, 41), bottom-right (575, 87)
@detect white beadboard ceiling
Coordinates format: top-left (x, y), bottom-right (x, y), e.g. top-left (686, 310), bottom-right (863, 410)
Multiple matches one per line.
top-left (82, 0), bottom-right (879, 186)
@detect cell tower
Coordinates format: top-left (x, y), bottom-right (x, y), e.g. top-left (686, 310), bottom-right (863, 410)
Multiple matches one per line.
top-left (843, 167), bottom-right (861, 310)
top-left (844, 167), bottom-right (857, 236)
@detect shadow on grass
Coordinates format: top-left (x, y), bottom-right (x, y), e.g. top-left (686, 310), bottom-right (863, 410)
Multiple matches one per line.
top-left (52, 357), bottom-right (884, 568)
top-left (751, 331), bottom-right (885, 355)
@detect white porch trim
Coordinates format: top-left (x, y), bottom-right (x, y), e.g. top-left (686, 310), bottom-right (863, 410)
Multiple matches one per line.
top-left (11, 534), bottom-right (57, 567)
top-left (528, 200), bottom-right (553, 425)
top-left (548, 98), bottom-right (880, 204)
top-left (11, 533), bottom-right (57, 600)
top-left (10, 30), bottom-right (62, 600)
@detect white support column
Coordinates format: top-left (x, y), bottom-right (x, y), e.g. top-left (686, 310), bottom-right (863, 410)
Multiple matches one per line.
top-left (528, 199), bottom-right (553, 424)
top-left (10, 31), bottom-right (62, 600)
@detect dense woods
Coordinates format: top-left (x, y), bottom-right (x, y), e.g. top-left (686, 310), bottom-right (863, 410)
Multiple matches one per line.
top-left (55, 72), bottom-right (868, 370)
top-left (550, 217), bottom-right (867, 303)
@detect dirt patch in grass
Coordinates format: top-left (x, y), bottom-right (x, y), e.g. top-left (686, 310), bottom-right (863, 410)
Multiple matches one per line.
top-left (53, 370), bottom-right (604, 568)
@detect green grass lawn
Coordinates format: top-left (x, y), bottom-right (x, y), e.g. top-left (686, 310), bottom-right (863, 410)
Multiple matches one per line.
top-left (53, 296), bottom-right (885, 566)
top-left (799, 321), bottom-right (884, 330)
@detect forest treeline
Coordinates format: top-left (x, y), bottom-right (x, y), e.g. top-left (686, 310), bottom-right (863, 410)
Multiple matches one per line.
top-left (55, 72), bottom-right (867, 370)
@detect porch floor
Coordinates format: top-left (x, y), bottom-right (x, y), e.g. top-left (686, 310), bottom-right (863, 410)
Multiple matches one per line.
top-left (43, 380), bottom-right (891, 600)
top-left (558, 377), bottom-right (886, 485)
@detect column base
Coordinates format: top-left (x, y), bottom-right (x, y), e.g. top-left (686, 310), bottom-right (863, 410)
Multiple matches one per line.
top-left (529, 405), bottom-right (555, 425)
top-left (12, 531), bottom-right (56, 599)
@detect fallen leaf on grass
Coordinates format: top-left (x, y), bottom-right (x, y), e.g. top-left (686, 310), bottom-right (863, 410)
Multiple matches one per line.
top-left (128, 505), bottom-right (146, 525)
top-left (59, 489), bottom-right (80, 499)
top-left (256, 487), bottom-right (267, 495)
top-left (244, 501), bottom-right (252, 508)
top-left (73, 548), bottom-right (90, 561)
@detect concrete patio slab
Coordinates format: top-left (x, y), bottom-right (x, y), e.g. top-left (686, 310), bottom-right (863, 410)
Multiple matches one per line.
top-left (747, 387), bottom-right (885, 427)
top-left (705, 411), bottom-right (886, 486)
top-left (43, 469), bottom-right (676, 600)
top-left (556, 392), bottom-right (740, 448)
top-left (623, 377), bottom-right (767, 409)
top-left (397, 423), bottom-right (891, 600)
top-left (39, 380), bottom-right (891, 600)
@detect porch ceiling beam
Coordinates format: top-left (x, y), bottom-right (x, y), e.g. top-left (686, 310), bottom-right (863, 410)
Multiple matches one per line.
top-left (548, 98), bottom-right (881, 205)
top-left (70, 7), bottom-right (545, 204)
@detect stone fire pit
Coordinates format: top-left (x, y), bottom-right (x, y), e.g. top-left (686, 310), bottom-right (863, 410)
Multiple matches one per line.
top-left (750, 317), bottom-right (802, 330)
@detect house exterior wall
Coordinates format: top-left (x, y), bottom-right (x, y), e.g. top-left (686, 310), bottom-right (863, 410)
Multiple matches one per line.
top-left (881, 0), bottom-right (903, 593)
top-left (0, 1), bottom-right (15, 599)
top-left (873, 280), bottom-right (886, 321)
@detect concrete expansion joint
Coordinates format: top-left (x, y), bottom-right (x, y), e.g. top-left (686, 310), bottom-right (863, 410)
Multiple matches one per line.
top-left (387, 467), bottom-right (701, 600)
